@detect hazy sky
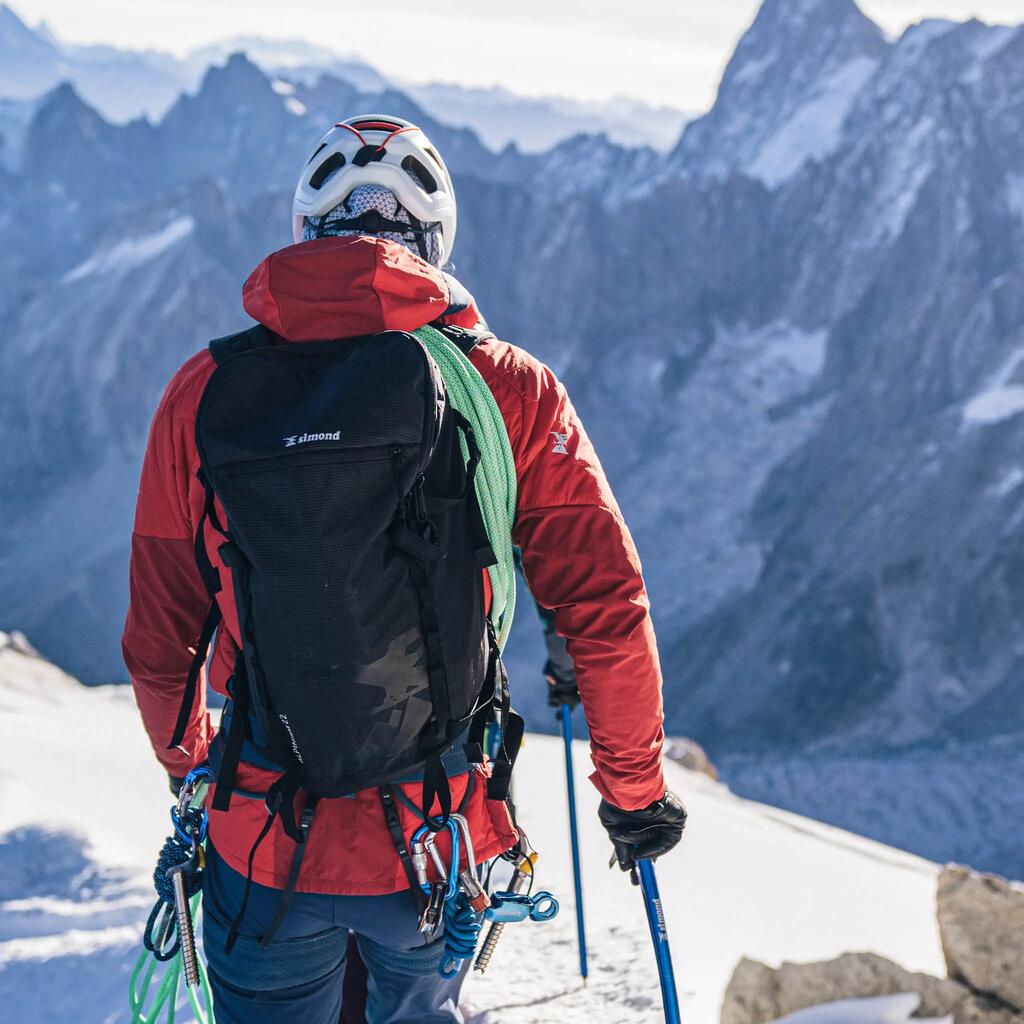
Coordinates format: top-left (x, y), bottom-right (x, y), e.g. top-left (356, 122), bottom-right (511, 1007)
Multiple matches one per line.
top-left (8, 1), bottom-right (1023, 110)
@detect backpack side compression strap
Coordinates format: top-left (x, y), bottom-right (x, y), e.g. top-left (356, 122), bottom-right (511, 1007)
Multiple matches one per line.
top-left (167, 470), bottom-right (229, 750)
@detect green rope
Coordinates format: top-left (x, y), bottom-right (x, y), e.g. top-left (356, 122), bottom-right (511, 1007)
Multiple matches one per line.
top-left (414, 326), bottom-right (517, 648)
top-left (129, 891), bottom-right (214, 1024)
top-left (131, 778), bottom-right (214, 1024)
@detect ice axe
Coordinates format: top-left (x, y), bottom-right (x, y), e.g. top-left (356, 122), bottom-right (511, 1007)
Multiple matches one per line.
top-left (637, 858), bottom-right (681, 1023)
top-left (558, 704), bottom-right (589, 982)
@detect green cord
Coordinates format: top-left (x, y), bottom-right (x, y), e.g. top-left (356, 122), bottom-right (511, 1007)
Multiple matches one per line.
top-left (414, 326), bottom-right (518, 648)
top-left (129, 891), bottom-right (214, 1024)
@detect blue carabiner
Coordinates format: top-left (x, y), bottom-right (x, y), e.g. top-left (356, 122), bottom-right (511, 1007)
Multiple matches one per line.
top-left (411, 820), bottom-right (461, 902)
top-left (170, 765), bottom-right (213, 846)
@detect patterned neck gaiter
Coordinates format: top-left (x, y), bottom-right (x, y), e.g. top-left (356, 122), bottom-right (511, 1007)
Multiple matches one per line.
top-left (301, 184), bottom-right (444, 267)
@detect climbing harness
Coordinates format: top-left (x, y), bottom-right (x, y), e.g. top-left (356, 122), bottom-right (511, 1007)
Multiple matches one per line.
top-left (130, 766), bottom-right (215, 1024)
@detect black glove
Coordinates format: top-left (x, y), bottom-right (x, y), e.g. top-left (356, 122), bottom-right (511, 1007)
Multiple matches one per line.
top-left (168, 775), bottom-right (185, 797)
top-left (545, 660), bottom-right (580, 709)
top-left (599, 791), bottom-right (687, 872)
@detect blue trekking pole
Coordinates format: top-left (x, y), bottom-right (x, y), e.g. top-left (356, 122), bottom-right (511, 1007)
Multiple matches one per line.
top-left (558, 704), bottom-right (588, 982)
top-left (637, 859), bottom-right (681, 1023)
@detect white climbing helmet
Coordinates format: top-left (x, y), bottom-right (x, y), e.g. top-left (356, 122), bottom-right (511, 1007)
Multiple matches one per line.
top-left (292, 114), bottom-right (457, 263)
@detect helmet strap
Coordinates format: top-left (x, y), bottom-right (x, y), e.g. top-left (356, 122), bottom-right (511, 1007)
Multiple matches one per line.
top-left (404, 210), bottom-right (431, 263)
top-left (313, 208), bottom-right (431, 239)
top-left (312, 208), bottom-right (434, 263)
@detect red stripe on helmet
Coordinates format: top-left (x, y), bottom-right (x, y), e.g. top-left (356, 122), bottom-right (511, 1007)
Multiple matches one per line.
top-left (333, 122), bottom-right (369, 146)
top-left (350, 120), bottom-right (420, 134)
top-left (375, 125), bottom-right (419, 150)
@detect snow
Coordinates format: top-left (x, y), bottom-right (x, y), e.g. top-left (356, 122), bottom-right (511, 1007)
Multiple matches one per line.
top-left (62, 216), bottom-right (195, 283)
top-left (0, 643), bottom-right (947, 1023)
top-left (963, 348), bottom-right (1024, 426)
top-left (961, 24), bottom-right (1018, 84)
top-left (718, 737), bottom-right (1024, 884)
top-left (615, 320), bottom-right (832, 629)
top-left (773, 993), bottom-right (950, 1024)
top-left (749, 56), bottom-right (880, 187)
top-left (284, 96), bottom-right (307, 117)
top-left (861, 115), bottom-right (936, 246)
top-left (730, 51), bottom-right (774, 87)
top-left (991, 465), bottom-right (1024, 497)
top-left (1007, 173), bottom-right (1024, 224)
top-left (962, 387), bottom-right (1024, 428)
top-left (963, 386), bottom-right (1024, 426)
top-left (899, 19), bottom-right (957, 54)
top-left (763, 323), bottom-right (828, 376)
top-left (269, 78), bottom-right (295, 95)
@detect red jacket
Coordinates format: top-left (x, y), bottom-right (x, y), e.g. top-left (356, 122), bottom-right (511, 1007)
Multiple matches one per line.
top-left (123, 236), bottom-right (666, 895)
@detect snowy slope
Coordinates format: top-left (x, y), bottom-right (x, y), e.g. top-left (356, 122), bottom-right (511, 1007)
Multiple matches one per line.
top-left (0, 641), bottom-right (946, 1024)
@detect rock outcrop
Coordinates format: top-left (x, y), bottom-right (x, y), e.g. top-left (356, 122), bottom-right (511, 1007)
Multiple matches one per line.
top-left (664, 736), bottom-right (719, 779)
top-left (938, 866), bottom-right (1024, 1013)
top-left (720, 951), bottom-right (1020, 1024)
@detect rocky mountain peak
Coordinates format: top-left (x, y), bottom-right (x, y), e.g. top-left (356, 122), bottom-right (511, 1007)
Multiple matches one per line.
top-left (193, 50), bottom-right (279, 107)
top-left (28, 81), bottom-right (106, 142)
top-left (672, 0), bottom-right (887, 185)
top-left (0, 3), bottom-right (47, 49)
top-left (0, 3), bottom-right (61, 97)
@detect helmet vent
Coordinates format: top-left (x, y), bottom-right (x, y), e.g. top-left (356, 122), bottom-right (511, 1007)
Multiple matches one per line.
top-left (306, 142), bottom-right (327, 165)
top-left (401, 155), bottom-right (438, 195)
top-left (309, 152), bottom-right (346, 190)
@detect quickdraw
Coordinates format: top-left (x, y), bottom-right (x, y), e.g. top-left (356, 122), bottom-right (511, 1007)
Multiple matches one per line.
top-left (411, 818), bottom-right (560, 979)
top-left (130, 766), bottom-right (215, 1024)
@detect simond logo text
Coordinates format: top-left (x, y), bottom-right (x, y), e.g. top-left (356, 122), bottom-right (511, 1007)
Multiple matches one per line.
top-left (283, 430), bottom-right (341, 448)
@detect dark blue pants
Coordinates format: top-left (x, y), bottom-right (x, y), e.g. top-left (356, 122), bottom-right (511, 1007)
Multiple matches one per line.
top-left (201, 843), bottom-right (468, 1024)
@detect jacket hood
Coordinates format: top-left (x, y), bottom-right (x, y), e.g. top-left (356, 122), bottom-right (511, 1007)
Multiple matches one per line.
top-left (242, 235), bottom-right (480, 341)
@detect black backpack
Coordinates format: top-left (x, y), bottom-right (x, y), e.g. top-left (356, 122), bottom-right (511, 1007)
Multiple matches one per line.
top-left (168, 325), bottom-right (521, 855)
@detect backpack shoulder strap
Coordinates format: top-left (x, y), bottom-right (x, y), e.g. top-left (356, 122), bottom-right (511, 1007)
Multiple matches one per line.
top-left (435, 323), bottom-right (493, 356)
top-left (166, 329), bottom-right (269, 753)
top-left (209, 324), bottom-right (274, 366)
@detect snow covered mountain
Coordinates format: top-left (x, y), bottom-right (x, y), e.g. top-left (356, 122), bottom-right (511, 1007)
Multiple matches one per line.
top-left (0, 5), bottom-right (685, 150)
top-left (401, 82), bottom-right (688, 153)
top-left (1, 0), bottom-right (1023, 878)
top-left (670, 0), bottom-right (888, 185)
top-left (0, 639), bottom-right (947, 1024)
top-left (0, 4), bottom-right (184, 122)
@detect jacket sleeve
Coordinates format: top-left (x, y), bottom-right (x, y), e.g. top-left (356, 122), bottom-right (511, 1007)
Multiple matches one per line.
top-left (489, 350), bottom-right (667, 811)
top-left (122, 372), bottom-right (213, 776)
